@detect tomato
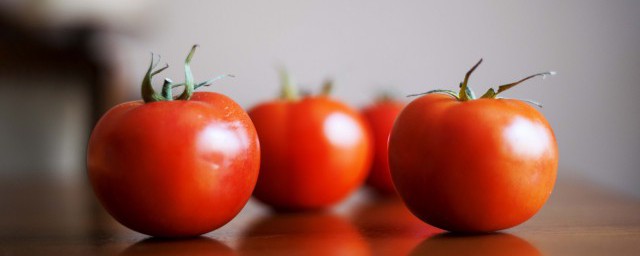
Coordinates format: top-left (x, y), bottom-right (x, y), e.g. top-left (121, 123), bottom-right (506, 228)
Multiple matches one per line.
top-left (389, 59), bottom-right (558, 232)
top-left (361, 97), bottom-right (405, 194)
top-left (248, 74), bottom-right (372, 210)
top-left (87, 46), bottom-right (260, 237)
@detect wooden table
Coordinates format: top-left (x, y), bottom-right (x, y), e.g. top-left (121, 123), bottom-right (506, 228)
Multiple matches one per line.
top-left (1, 173), bottom-right (638, 255)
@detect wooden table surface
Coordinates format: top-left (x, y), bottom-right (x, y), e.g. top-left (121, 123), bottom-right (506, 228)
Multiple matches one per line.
top-left (1, 173), bottom-right (638, 256)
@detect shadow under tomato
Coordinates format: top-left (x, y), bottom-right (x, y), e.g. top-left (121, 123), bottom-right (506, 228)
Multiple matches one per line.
top-left (410, 232), bottom-right (541, 256)
top-left (238, 212), bottom-right (369, 256)
top-left (119, 237), bottom-right (235, 256)
top-left (350, 194), bottom-right (442, 256)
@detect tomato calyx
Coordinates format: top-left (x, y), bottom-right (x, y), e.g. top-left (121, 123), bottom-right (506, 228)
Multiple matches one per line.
top-left (407, 59), bottom-right (556, 108)
top-left (279, 69), bottom-right (334, 101)
top-left (372, 90), bottom-right (401, 103)
top-left (320, 79), bottom-right (334, 96)
top-left (141, 45), bottom-right (234, 103)
top-left (279, 68), bottom-right (300, 101)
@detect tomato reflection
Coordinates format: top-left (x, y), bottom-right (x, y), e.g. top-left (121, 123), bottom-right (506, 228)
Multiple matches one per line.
top-left (238, 212), bottom-right (369, 256)
top-left (410, 233), bottom-right (541, 256)
top-left (119, 237), bottom-right (234, 256)
top-left (350, 195), bottom-right (442, 256)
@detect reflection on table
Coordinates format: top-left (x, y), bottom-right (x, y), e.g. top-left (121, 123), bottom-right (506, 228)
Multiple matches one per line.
top-left (0, 174), bottom-right (639, 255)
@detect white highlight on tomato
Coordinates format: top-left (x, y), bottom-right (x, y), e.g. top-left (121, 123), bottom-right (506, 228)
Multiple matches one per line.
top-left (504, 117), bottom-right (551, 158)
top-left (323, 112), bottom-right (361, 147)
top-left (197, 121), bottom-right (249, 168)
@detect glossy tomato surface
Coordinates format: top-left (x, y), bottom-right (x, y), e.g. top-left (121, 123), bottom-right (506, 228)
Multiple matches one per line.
top-left (362, 100), bottom-right (405, 194)
top-left (87, 92), bottom-right (260, 237)
top-left (389, 94), bottom-right (558, 232)
top-left (249, 96), bottom-right (372, 210)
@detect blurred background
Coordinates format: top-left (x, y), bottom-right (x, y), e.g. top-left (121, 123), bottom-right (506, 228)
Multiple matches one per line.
top-left (0, 0), bottom-right (638, 196)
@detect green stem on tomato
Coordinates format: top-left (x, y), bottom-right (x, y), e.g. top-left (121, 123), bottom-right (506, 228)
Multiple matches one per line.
top-left (375, 90), bottom-right (396, 102)
top-left (141, 54), bottom-right (170, 103)
top-left (497, 97), bottom-right (544, 108)
top-left (141, 45), bottom-right (233, 103)
top-left (279, 68), bottom-right (299, 100)
top-left (480, 71), bottom-right (556, 99)
top-left (459, 59), bottom-right (482, 101)
top-left (320, 79), bottom-right (333, 96)
top-left (161, 78), bottom-right (173, 100)
top-left (176, 45), bottom-right (198, 100)
top-left (407, 89), bottom-right (459, 99)
top-left (170, 74), bottom-right (235, 91)
top-left (405, 59), bottom-right (555, 108)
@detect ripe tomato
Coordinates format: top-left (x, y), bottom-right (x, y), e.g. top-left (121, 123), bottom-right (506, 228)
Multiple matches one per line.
top-left (361, 96), bottom-right (405, 194)
top-left (389, 59), bottom-right (558, 232)
top-left (249, 74), bottom-right (372, 210)
top-left (87, 46), bottom-right (260, 237)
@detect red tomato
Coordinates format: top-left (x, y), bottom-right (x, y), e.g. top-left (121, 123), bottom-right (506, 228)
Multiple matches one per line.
top-left (361, 98), bottom-right (405, 194)
top-left (87, 46), bottom-right (260, 237)
top-left (389, 59), bottom-right (558, 232)
top-left (248, 75), bottom-right (372, 210)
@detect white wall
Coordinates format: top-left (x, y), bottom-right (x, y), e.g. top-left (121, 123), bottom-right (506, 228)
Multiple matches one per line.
top-left (115, 0), bottom-right (640, 196)
top-left (9, 0), bottom-right (640, 196)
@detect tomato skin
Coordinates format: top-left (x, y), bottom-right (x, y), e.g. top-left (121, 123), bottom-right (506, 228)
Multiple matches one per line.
top-left (249, 96), bottom-right (372, 210)
top-left (389, 94), bottom-right (558, 232)
top-left (87, 92), bottom-right (260, 237)
top-left (362, 100), bottom-right (405, 194)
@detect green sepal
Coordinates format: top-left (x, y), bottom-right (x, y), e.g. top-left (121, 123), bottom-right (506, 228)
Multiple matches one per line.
top-left (141, 54), bottom-right (170, 103)
top-left (459, 59), bottom-right (483, 101)
top-left (176, 45), bottom-right (198, 100)
top-left (170, 74), bottom-right (235, 91)
top-left (279, 68), bottom-right (299, 100)
top-left (407, 89), bottom-right (460, 99)
top-left (320, 79), bottom-right (333, 96)
top-left (375, 90), bottom-right (399, 102)
top-left (406, 59), bottom-right (555, 108)
top-left (481, 71), bottom-right (556, 99)
top-left (459, 82), bottom-right (477, 100)
top-left (480, 88), bottom-right (496, 98)
top-left (140, 45), bottom-right (233, 103)
top-left (496, 97), bottom-right (543, 108)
